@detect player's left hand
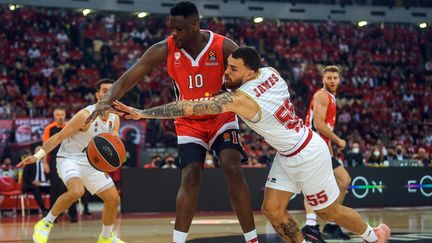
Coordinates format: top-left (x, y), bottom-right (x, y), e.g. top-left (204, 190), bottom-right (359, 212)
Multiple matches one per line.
top-left (16, 156), bottom-right (37, 168)
top-left (113, 100), bottom-right (142, 120)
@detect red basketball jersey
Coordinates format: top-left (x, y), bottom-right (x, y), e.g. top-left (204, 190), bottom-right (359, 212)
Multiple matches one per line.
top-left (305, 89), bottom-right (336, 144)
top-left (167, 30), bottom-right (229, 120)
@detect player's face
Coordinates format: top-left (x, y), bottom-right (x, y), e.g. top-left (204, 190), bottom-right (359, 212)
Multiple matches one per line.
top-left (96, 83), bottom-right (113, 101)
top-left (322, 71), bottom-right (340, 94)
top-left (168, 15), bottom-right (199, 48)
top-left (53, 109), bottom-right (66, 125)
top-left (224, 56), bottom-right (250, 90)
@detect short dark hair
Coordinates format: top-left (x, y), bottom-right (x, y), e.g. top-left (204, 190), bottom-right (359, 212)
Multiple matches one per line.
top-left (170, 1), bottom-right (199, 18)
top-left (231, 46), bottom-right (260, 72)
top-left (96, 79), bottom-right (115, 92)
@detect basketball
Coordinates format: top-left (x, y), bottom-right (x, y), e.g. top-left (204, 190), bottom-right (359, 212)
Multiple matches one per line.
top-left (86, 133), bottom-right (126, 172)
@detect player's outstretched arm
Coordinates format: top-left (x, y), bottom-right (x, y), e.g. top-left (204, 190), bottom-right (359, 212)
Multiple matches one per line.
top-left (113, 91), bottom-right (259, 120)
top-left (86, 41), bottom-right (168, 124)
top-left (17, 110), bottom-right (88, 168)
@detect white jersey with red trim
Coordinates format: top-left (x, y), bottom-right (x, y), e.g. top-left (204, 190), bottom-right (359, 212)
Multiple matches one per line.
top-left (237, 67), bottom-right (309, 154)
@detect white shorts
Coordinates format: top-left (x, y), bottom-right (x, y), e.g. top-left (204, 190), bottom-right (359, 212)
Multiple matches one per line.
top-left (265, 132), bottom-right (339, 210)
top-left (56, 157), bottom-right (114, 195)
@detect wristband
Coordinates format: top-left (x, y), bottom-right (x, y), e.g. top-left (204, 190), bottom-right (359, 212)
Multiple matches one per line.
top-left (34, 148), bottom-right (46, 160)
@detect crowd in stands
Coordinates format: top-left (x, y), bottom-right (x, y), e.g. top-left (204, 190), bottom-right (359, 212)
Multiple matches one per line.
top-left (0, 5), bottom-right (431, 168)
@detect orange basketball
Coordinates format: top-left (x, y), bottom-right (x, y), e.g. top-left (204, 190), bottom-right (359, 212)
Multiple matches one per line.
top-left (86, 133), bottom-right (126, 172)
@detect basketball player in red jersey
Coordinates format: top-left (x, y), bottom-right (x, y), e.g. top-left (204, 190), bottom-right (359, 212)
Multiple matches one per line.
top-left (302, 65), bottom-right (351, 242)
top-left (86, 2), bottom-right (258, 243)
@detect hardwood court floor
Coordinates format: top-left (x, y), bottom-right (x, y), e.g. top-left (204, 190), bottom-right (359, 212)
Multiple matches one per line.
top-left (1, 207), bottom-right (432, 242)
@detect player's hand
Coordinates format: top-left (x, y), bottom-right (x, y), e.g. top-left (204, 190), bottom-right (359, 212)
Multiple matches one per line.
top-left (16, 156), bottom-right (37, 168)
top-left (113, 100), bottom-right (142, 120)
top-left (32, 180), bottom-right (40, 186)
top-left (337, 139), bottom-right (346, 150)
top-left (85, 101), bottom-right (113, 124)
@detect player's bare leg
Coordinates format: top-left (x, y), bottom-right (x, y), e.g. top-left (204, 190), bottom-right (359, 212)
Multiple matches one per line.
top-left (50, 177), bottom-right (85, 216)
top-left (96, 185), bottom-right (123, 242)
top-left (262, 188), bottom-right (304, 243)
top-left (218, 149), bottom-right (256, 232)
top-left (97, 186), bottom-right (120, 226)
top-left (315, 202), bottom-right (391, 243)
top-left (174, 163), bottom-right (203, 232)
top-left (321, 166), bottom-right (352, 239)
top-left (33, 178), bottom-right (84, 243)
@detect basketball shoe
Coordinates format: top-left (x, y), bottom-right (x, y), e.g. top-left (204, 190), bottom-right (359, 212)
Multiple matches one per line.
top-left (322, 223), bottom-right (351, 240)
top-left (32, 219), bottom-right (53, 243)
top-left (97, 232), bottom-right (126, 243)
top-left (301, 224), bottom-right (326, 243)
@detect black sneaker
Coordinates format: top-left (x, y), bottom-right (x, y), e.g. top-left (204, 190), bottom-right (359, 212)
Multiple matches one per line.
top-left (302, 224), bottom-right (327, 243)
top-left (323, 223), bottom-right (351, 240)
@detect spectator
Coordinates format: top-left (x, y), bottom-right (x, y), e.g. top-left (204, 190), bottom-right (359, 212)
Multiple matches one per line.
top-left (416, 147), bottom-right (431, 167)
top-left (0, 157), bottom-right (16, 177)
top-left (345, 142), bottom-right (363, 166)
top-left (367, 146), bottom-right (385, 166)
top-left (144, 154), bottom-right (161, 169)
top-left (161, 154), bottom-right (177, 169)
top-left (390, 144), bottom-right (408, 161)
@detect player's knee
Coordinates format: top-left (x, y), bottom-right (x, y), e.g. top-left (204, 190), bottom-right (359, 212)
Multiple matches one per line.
top-left (68, 187), bottom-right (85, 201)
top-left (181, 164), bottom-right (202, 188)
top-left (105, 193), bottom-right (120, 206)
top-left (337, 174), bottom-right (351, 191)
top-left (261, 202), bottom-right (283, 220)
top-left (316, 203), bottom-right (339, 222)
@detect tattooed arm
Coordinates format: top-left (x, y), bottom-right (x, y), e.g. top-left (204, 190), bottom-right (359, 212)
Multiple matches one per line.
top-left (113, 91), bottom-right (259, 120)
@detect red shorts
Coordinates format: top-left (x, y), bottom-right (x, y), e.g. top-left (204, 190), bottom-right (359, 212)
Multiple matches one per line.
top-left (175, 112), bottom-right (239, 149)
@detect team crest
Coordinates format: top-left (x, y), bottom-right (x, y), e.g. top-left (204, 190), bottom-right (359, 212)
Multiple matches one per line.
top-left (223, 132), bottom-right (230, 142)
top-left (174, 51), bottom-right (181, 66)
top-left (208, 49), bottom-right (216, 62)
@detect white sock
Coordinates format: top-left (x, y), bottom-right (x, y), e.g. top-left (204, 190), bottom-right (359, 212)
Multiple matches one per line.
top-left (173, 229), bottom-right (188, 243)
top-left (44, 212), bottom-right (57, 223)
top-left (327, 222), bottom-right (336, 225)
top-left (244, 229), bottom-right (258, 242)
top-left (101, 224), bottom-right (114, 239)
top-left (305, 213), bottom-right (317, 226)
top-left (361, 224), bottom-right (378, 242)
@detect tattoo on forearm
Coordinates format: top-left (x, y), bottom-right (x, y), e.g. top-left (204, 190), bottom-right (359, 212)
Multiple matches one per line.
top-left (138, 102), bottom-right (188, 118)
top-left (272, 217), bottom-right (301, 243)
top-left (139, 92), bottom-right (235, 118)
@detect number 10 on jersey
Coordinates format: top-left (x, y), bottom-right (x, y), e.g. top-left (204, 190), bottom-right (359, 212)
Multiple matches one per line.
top-left (188, 74), bottom-right (204, 89)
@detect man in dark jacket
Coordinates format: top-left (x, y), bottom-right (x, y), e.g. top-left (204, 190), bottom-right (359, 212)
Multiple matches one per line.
top-left (22, 146), bottom-right (50, 215)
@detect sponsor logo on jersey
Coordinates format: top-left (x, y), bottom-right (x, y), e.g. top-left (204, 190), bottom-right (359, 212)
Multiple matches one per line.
top-left (267, 177), bottom-right (277, 183)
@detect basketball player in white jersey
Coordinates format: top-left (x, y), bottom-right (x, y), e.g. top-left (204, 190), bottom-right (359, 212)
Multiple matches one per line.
top-left (112, 47), bottom-right (391, 243)
top-left (302, 66), bottom-right (351, 242)
top-left (17, 79), bottom-right (125, 243)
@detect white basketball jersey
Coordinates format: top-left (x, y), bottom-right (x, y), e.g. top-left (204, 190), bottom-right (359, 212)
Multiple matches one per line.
top-left (237, 67), bottom-right (309, 154)
top-left (57, 104), bottom-right (117, 163)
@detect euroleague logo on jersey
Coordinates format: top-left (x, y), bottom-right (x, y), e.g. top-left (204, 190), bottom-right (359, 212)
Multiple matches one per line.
top-left (205, 49), bottom-right (219, 66)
